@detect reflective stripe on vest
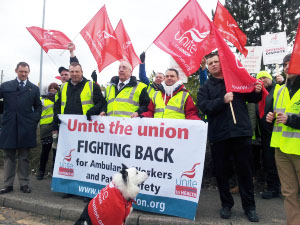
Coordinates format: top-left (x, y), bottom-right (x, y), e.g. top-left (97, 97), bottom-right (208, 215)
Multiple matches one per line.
top-left (40, 98), bottom-right (54, 125)
top-left (147, 84), bottom-right (155, 98)
top-left (60, 81), bottom-right (94, 115)
top-left (153, 90), bottom-right (189, 119)
top-left (270, 85), bottom-right (286, 147)
top-left (279, 88), bottom-right (300, 155)
top-left (106, 82), bottom-right (146, 117)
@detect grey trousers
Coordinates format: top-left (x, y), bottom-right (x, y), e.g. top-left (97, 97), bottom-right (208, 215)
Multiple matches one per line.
top-left (3, 148), bottom-right (30, 187)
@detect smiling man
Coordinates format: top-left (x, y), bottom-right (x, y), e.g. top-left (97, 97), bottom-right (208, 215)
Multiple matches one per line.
top-left (0, 62), bottom-right (42, 194)
top-left (101, 61), bottom-right (150, 118)
top-left (53, 62), bottom-right (106, 133)
top-left (142, 68), bottom-right (199, 119)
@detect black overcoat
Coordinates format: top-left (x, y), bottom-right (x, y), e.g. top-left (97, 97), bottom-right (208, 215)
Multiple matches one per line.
top-left (0, 79), bottom-right (42, 149)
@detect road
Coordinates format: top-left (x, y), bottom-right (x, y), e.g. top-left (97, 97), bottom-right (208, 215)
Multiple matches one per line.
top-left (0, 206), bottom-right (74, 225)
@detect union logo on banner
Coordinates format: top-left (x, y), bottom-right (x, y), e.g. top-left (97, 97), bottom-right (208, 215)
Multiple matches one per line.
top-left (58, 149), bottom-right (75, 177)
top-left (175, 163), bottom-right (200, 198)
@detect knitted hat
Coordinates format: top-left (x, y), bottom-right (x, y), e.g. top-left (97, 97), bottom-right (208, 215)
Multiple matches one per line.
top-left (256, 71), bottom-right (272, 80)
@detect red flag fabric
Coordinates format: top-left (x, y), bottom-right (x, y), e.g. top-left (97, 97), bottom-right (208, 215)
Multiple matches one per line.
top-left (153, 0), bottom-right (216, 76)
top-left (213, 26), bottom-right (268, 118)
top-left (80, 5), bottom-right (123, 72)
top-left (288, 19), bottom-right (300, 75)
top-left (26, 26), bottom-right (72, 53)
top-left (115, 19), bottom-right (141, 69)
top-left (213, 1), bottom-right (248, 57)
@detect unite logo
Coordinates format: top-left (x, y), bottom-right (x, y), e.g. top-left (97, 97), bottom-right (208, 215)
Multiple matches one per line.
top-left (175, 163), bottom-right (200, 198)
top-left (174, 28), bottom-right (210, 56)
top-left (227, 21), bottom-right (238, 29)
top-left (96, 30), bottom-right (116, 50)
top-left (59, 149), bottom-right (75, 177)
top-left (41, 31), bottom-right (56, 46)
top-left (123, 41), bottom-right (132, 50)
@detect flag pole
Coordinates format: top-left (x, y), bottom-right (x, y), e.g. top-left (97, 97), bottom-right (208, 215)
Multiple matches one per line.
top-left (60, 32), bottom-right (80, 56)
top-left (229, 102), bottom-right (237, 124)
top-left (39, 0), bottom-right (46, 93)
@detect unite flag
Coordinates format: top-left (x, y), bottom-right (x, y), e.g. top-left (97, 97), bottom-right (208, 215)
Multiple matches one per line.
top-left (288, 19), bottom-right (300, 75)
top-left (26, 26), bottom-right (72, 53)
top-left (153, 0), bottom-right (267, 118)
top-left (153, 0), bottom-right (216, 76)
top-left (213, 1), bottom-right (248, 57)
top-left (80, 5), bottom-right (123, 73)
top-left (115, 19), bottom-right (141, 69)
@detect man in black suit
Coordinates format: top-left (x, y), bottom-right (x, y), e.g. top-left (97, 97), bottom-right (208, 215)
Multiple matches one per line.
top-left (0, 62), bottom-right (42, 194)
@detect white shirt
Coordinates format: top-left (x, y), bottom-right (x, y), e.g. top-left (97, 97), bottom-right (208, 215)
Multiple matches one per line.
top-left (118, 78), bottom-right (130, 90)
top-left (16, 78), bottom-right (27, 86)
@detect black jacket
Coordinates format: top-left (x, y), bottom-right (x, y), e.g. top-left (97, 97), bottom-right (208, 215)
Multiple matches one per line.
top-left (0, 79), bottom-right (42, 149)
top-left (108, 76), bottom-right (150, 115)
top-left (53, 77), bottom-right (106, 130)
top-left (256, 80), bottom-right (276, 137)
top-left (197, 76), bottom-right (262, 142)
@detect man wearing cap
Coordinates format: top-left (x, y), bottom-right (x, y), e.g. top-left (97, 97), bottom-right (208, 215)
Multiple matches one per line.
top-left (255, 71), bottom-right (281, 199)
top-left (57, 43), bottom-right (79, 84)
top-left (266, 53), bottom-right (300, 225)
top-left (101, 61), bottom-right (149, 118)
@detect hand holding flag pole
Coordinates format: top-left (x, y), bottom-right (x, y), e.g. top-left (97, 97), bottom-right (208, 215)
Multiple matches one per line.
top-left (59, 33), bottom-right (80, 56)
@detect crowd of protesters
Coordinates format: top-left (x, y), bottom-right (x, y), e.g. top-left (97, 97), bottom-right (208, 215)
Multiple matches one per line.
top-left (0, 45), bottom-right (299, 224)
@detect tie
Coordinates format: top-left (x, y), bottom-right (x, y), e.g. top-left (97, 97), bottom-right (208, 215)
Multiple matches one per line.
top-left (19, 81), bottom-right (24, 89)
top-left (119, 82), bottom-right (124, 90)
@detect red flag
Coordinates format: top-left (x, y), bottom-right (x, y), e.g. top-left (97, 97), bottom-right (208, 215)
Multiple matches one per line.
top-left (26, 26), bottom-right (72, 53)
top-left (153, 0), bottom-right (216, 76)
top-left (213, 1), bottom-right (248, 57)
top-left (213, 26), bottom-right (268, 118)
top-left (80, 5), bottom-right (123, 72)
top-left (288, 19), bottom-right (300, 75)
top-left (115, 19), bottom-right (141, 69)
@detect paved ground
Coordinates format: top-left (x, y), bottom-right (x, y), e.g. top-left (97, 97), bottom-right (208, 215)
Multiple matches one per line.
top-left (0, 169), bottom-right (286, 225)
top-left (0, 206), bottom-right (73, 225)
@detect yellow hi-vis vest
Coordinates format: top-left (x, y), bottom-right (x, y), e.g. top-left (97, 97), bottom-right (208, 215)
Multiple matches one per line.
top-left (60, 81), bottom-right (94, 115)
top-left (106, 82), bottom-right (146, 117)
top-left (274, 85), bottom-right (300, 155)
top-left (152, 90), bottom-right (189, 119)
top-left (147, 83), bottom-right (155, 99)
top-left (270, 84), bottom-right (285, 147)
top-left (40, 98), bottom-right (54, 125)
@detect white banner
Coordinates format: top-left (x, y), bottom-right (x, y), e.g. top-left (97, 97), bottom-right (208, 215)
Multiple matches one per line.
top-left (51, 115), bottom-right (208, 220)
top-left (241, 46), bottom-right (263, 74)
top-left (261, 32), bottom-right (287, 65)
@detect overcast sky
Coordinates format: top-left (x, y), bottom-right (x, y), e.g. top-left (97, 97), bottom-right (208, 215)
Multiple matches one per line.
top-left (0, 0), bottom-right (224, 90)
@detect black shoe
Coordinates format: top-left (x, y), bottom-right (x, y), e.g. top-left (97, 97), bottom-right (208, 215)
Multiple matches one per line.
top-left (0, 186), bottom-right (13, 194)
top-left (220, 207), bottom-right (231, 219)
top-left (245, 210), bottom-right (259, 222)
top-left (20, 185), bottom-right (31, 193)
top-left (83, 197), bottom-right (92, 202)
top-left (261, 190), bottom-right (280, 199)
top-left (61, 193), bottom-right (73, 198)
top-left (36, 171), bottom-right (44, 180)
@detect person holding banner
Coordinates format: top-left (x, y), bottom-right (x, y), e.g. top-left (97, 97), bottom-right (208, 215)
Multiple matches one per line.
top-left (0, 62), bottom-right (42, 194)
top-left (53, 62), bottom-right (106, 131)
top-left (266, 54), bottom-right (300, 225)
top-left (197, 53), bottom-right (262, 222)
top-left (139, 52), bottom-right (165, 98)
top-left (100, 61), bottom-right (150, 117)
top-left (141, 68), bottom-right (200, 120)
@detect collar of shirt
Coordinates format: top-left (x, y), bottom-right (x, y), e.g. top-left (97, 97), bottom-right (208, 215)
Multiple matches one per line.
top-left (118, 78), bottom-right (130, 88)
top-left (16, 78), bottom-right (27, 86)
top-left (71, 78), bottom-right (83, 86)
